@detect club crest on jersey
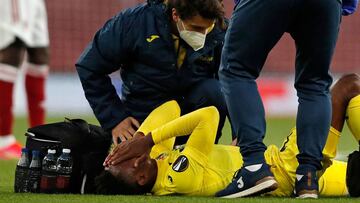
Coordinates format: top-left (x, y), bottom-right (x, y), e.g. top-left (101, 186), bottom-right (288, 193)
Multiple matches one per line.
top-left (172, 155), bottom-right (188, 172)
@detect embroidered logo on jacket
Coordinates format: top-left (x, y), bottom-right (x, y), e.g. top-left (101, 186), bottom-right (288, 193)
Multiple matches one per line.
top-left (146, 35), bottom-right (160, 42)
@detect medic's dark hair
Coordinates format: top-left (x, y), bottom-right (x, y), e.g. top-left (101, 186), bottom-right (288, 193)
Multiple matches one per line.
top-left (168, 0), bottom-right (223, 20)
top-left (167, 0), bottom-right (226, 29)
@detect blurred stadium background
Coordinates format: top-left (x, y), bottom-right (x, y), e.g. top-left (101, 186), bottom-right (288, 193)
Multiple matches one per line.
top-left (13, 0), bottom-right (360, 117)
top-left (2, 1), bottom-right (359, 201)
top-left (46, 0), bottom-right (360, 73)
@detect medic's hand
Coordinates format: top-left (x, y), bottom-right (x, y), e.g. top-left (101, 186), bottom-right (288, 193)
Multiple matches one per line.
top-left (342, 0), bottom-right (359, 16)
top-left (111, 117), bottom-right (140, 145)
top-left (104, 133), bottom-right (154, 166)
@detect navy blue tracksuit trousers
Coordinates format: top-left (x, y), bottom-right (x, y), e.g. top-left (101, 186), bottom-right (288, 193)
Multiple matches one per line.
top-left (219, 0), bottom-right (341, 170)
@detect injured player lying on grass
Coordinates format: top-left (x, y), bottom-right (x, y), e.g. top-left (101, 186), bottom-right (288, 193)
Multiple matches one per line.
top-left (95, 74), bottom-right (360, 197)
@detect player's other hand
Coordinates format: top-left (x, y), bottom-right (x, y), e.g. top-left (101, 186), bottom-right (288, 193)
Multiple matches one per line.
top-left (342, 0), bottom-right (359, 16)
top-left (105, 133), bottom-right (154, 166)
top-left (111, 117), bottom-right (140, 145)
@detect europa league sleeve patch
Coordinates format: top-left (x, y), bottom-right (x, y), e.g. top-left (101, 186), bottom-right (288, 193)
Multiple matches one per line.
top-left (172, 155), bottom-right (189, 172)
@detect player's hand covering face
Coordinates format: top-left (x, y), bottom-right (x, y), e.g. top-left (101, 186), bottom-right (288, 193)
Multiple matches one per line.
top-left (104, 133), bottom-right (155, 166)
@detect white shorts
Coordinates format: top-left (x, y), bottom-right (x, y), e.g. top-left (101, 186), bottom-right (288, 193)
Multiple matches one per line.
top-left (0, 0), bottom-right (49, 50)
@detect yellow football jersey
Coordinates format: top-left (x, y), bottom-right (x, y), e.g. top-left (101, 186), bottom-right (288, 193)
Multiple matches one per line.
top-left (151, 144), bottom-right (242, 196)
top-left (144, 104), bottom-right (242, 196)
top-left (138, 100), bottom-right (348, 197)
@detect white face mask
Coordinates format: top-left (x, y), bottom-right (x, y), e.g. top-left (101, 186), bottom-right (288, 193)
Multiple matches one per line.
top-left (177, 20), bottom-right (207, 51)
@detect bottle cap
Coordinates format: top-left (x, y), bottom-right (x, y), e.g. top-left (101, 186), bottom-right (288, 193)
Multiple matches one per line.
top-left (21, 148), bottom-right (28, 153)
top-left (62, 148), bottom-right (71, 153)
top-left (47, 149), bottom-right (56, 154)
top-left (32, 150), bottom-right (40, 156)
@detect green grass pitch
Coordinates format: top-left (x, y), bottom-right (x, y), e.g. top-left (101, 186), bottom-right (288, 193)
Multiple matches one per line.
top-left (0, 115), bottom-right (359, 202)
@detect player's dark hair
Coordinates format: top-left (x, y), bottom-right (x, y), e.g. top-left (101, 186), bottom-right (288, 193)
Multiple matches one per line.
top-left (167, 0), bottom-right (226, 30)
top-left (94, 170), bottom-right (152, 195)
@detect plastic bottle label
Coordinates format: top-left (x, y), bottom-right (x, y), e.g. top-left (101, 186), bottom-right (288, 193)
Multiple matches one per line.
top-left (56, 175), bottom-right (70, 189)
top-left (40, 175), bottom-right (57, 193)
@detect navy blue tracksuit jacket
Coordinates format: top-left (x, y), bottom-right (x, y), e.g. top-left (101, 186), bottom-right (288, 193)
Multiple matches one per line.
top-left (76, 1), bottom-right (226, 131)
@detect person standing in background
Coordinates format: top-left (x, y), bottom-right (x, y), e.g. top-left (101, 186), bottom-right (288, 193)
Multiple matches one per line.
top-left (0, 0), bottom-right (50, 159)
top-left (216, 0), bottom-right (358, 199)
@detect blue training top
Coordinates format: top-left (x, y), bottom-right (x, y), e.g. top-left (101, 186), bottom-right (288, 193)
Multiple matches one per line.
top-left (76, 1), bottom-right (226, 130)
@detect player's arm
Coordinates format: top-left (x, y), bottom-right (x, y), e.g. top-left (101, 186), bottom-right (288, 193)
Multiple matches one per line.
top-left (104, 100), bottom-right (180, 165)
top-left (107, 106), bottom-right (220, 165)
top-left (152, 106), bottom-right (219, 159)
top-left (75, 12), bottom-right (133, 133)
top-left (151, 106), bottom-right (220, 194)
top-left (136, 100), bottom-right (181, 153)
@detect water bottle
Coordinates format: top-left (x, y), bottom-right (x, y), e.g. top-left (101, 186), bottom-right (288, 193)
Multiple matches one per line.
top-left (28, 150), bottom-right (42, 193)
top-left (14, 148), bottom-right (30, 193)
top-left (40, 149), bottom-right (57, 193)
top-left (56, 148), bottom-right (73, 193)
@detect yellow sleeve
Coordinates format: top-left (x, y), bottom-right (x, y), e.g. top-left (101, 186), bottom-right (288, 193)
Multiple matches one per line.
top-left (152, 106), bottom-right (220, 164)
top-left (346, 94), bottom-right (360, 143)
top-left (137, 100), bottom-right (180, 135)
top-left (322, 127), bottom-right (341, 161)
top-left (137, 100), bottom-right (180, 151)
